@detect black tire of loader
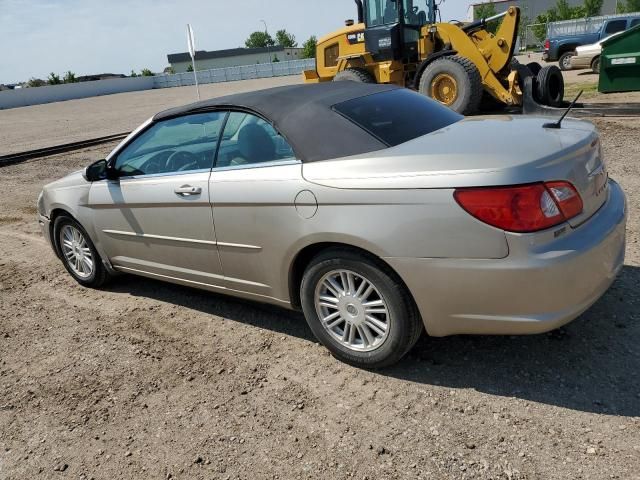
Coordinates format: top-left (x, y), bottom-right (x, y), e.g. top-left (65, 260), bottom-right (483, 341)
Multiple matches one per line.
top-left (419, 55), bottom-right (483, 115)
top-left (333, 68), bottom-right (376, 83)
top-left (536, 65), bottom-right (564, 107)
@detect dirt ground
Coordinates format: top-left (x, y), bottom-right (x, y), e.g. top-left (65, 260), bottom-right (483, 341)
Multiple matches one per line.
top-left (2, 89), bottom-right (640, 480)
top-left (0, 76), bottom-right (300, 155)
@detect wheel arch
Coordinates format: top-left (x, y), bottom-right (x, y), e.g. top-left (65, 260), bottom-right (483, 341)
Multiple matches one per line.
top-left (49, 207), bottom-right (76, 258)
top-left (287, 241), bottom-right (417, 314)
top-left (557, 44), bottom-right (579, 56)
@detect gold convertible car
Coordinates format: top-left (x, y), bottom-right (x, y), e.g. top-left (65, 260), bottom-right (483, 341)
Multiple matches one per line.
top-left (37, 83), bottom-right (626, 368)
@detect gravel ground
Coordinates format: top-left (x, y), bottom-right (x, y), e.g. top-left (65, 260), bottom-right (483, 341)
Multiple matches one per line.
top-left (1, 97), bottom-right (640, 479)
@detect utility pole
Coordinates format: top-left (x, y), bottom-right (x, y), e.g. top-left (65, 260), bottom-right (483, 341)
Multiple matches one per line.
top-left (186, 24), bottom-right (200, 100)
top-left (261, 20), bottom-right (272, 64)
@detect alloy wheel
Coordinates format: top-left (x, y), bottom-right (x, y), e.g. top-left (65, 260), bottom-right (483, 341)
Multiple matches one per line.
top-left (314, 269), bottom-right (390, 352)
top-left (60, 225), bottom-right (94, 279)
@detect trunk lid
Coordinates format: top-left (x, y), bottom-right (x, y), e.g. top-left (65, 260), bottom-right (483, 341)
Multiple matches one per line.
top-left (302, 115), bottom-right (608, 228)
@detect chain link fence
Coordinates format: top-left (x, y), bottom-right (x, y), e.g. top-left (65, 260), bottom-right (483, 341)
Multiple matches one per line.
top-left (154, 59), bottom-right (317, 89)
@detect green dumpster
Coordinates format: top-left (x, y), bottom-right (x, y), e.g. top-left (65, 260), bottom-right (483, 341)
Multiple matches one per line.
top-left (598, 24), bottom-right (640, 93)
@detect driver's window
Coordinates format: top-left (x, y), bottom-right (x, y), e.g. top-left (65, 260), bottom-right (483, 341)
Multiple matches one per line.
top-left (366, 0), bottom-right (399, 27)
top-left (114, 111), bottom-right (226, 177)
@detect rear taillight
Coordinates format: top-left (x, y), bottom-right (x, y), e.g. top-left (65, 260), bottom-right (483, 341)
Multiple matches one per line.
top-left (544, 39), bottom-right (550, 50)
top-left (454, 182), bottom-right (583, 233)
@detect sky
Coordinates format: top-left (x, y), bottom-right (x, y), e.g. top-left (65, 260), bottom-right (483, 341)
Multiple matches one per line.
top-left (0, 0), bottom-right (471, 84)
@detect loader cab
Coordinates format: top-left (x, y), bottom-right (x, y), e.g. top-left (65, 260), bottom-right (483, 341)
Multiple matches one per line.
top-left (361, 0), bottom-right (427, 62)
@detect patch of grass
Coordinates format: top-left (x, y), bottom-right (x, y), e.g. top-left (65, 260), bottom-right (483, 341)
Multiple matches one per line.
top-left (0, 216), bottom-right (22, 225)
top-left (21, 206), bottom-right (37, 215)
top-left (565, 82), bottom-right (600, 99)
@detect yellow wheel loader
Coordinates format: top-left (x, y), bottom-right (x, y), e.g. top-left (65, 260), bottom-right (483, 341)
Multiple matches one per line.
top-left (303, 0), bottom-right (565, 115)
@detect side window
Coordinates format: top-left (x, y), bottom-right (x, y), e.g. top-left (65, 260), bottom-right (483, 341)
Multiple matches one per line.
top-left (215, 112), bottom-right (295, 168)
top-left (604, 20), bottom-right (627, 35)
top-left (631, 18), bottom-right (640, 28)
top-left (114, 111), bottom-right (226, 177)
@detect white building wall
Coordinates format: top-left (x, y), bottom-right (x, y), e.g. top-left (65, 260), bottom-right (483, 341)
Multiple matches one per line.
top-left (171, 49), bottom-right (303, 73)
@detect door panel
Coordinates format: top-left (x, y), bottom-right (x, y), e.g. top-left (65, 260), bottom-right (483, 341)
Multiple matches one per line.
top-left (210, 163), bottom-right (305, 298)
top-left (209, 111), bottom-right (303, 299)
top-left (89, 171), bottom-right (224, 285)
top-left (88, 111), bottom-right (227, 285)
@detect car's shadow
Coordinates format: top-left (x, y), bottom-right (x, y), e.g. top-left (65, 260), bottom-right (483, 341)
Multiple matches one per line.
top-left (108, 265), bottom-right (640, 417)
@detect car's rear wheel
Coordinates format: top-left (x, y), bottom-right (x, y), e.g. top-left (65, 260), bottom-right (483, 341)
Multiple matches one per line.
top-left (591, 55), bottom-right (601, 74)
top-left (54, 215), bottom-right (109, 288)
top-left (300, 249), bottom-right (423, 368)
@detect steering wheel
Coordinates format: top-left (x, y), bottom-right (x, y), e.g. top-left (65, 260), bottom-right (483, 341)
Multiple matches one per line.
top-left (143, 151), bottom-right (172, 174)
top-left (166, 151), bottom-right (200, 172)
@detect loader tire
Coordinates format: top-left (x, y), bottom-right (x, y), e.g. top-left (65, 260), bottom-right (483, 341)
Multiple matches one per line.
top-left (536, 65), bottom-right (564, 107)
top-left (526, 62), bottom-right (542, 75)
top-left (334, 68), bottom-right (376, 83)
top-left (419, 55), bottom-right (482, 115)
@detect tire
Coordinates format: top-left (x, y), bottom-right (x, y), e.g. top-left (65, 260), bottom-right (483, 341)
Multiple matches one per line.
top-left (300, 249), bottom-right (423, 369)
top-left (591, 55), bottom-right (601, 74)
top-left (333, 67), bottom-right (376, 83)
top-left (418, 55), bottom-right (483, 115)
top-left (536, 65), bottom-right (564, 107)
top-left (53, 215), bottom-right (110, 288)
top-left (526, 62), bottom-right (542, 76)
top-left (558, 51), bottom-right (574, 71)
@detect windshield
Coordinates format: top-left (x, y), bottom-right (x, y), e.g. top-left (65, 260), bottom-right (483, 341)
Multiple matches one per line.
top-left (333, 89), bottom-right (462, 147)
top-left (365, 0), bottom-right (427, 27)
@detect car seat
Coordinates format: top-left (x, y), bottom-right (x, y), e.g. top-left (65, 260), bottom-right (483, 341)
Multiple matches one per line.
top-left (235, 123), bottom-right (277, 165)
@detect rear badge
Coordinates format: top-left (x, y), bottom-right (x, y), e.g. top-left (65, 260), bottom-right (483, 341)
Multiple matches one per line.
top-left (554, 226), bottom-right (567, 238)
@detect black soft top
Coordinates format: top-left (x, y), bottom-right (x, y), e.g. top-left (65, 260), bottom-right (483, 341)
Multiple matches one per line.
top-left (154, 82), bottom-right (399, 162)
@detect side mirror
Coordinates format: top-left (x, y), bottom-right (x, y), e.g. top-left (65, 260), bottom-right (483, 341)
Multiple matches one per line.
top-left (84, 159), bottom-right (106, 182)
top-left (84, 159), bottom-right (118, 182)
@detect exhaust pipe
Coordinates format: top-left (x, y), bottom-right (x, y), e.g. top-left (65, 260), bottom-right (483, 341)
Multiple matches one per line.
top-left (354, 0), bottom-right (364, 24)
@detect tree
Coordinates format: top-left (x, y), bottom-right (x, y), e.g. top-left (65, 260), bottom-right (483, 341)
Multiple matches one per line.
top-left (474, 2), bottom-right (500, 34)
top-left (27, 78), bottom-right (46, 88)
top-left (63, 71), bottom-right (77, 83)
top-left (140, 68), bottom-right (154, 76)
top-left (619, 0), bottom-right (640, 12)
top-left (47, 73), bottom-right (61, 85)
top-left (275, 29), bottom-right (297, 47)
top-left (474, 1), bottom-right (497, 20)
top-left (584, 0), bottom-right (604, 16)
top-left (245, 31), bottom-right (275, 48)
top-left (555, 0), bottom-right (586, 19)
top-left (130, 70), bottom-right (138, 77)
top-left (301, 36), bottom-right (317, 59)
top-left (187, 64), bottom-right (194, 72)
top-left (532, 0), bottom-right (589, 42)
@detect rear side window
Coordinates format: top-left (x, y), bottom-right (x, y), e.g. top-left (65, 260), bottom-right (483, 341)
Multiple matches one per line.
top-left (333, 89), bottom-right (462, 147)
top-left (605, 20), bottom-right (627, 34)
top-left (631, 18), bottom-right (640, 28)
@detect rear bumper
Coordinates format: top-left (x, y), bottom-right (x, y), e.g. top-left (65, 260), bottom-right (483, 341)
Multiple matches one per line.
top-left (386, 180), bottom-right (627, 337)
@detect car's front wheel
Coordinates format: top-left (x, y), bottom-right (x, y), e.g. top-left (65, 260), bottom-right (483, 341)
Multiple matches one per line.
top-left (300, 249), bottom-right (423, 368)
top-left (54, 215), bottom-right (110, 288)
top-left (558, 51), bottom-right (574, 71)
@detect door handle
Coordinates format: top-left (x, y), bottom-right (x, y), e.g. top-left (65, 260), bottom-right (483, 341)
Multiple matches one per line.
top-left (174, 185), bottom-right (202, 196)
